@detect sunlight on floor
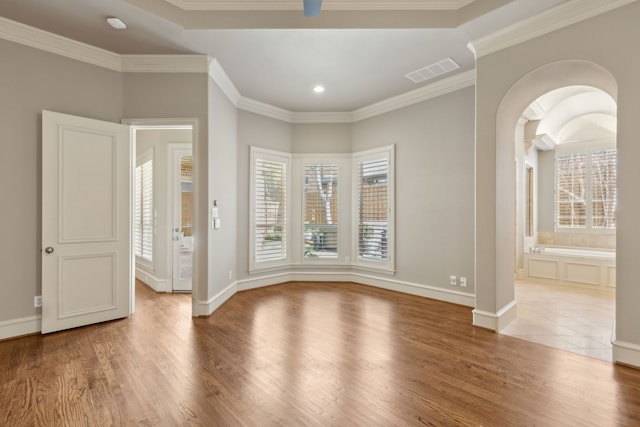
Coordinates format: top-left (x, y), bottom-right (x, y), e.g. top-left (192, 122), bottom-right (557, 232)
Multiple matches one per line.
top-left (501, 280), bottom-right (615, 362)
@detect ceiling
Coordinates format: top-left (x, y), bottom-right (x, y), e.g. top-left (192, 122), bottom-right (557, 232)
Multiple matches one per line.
top-left (524, 86), bottom-right (617, 145)
top-left (0, 0), bottom-right (570, 112)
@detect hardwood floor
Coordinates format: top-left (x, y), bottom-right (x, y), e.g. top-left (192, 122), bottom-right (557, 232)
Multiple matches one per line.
top-left (2, 281), bottom-right (640, 426)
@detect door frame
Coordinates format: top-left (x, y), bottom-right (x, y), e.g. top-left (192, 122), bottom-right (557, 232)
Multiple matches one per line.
top-left (168, 143), bottom-right (193, 292)
top-left (123, 118), bottom-right (199, 317)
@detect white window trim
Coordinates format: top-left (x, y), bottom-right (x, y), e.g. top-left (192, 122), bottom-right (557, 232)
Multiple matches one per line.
top-left (554, 139), bottom-right (616, 234)
top-left (352, 145), bottom-right (395, 272)
top-left (135, 149), bottom-right (154, 269)
top-left (249, 146), bottom-right (292, 272)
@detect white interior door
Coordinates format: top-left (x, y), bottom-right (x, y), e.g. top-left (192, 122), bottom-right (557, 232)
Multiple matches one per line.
top-left (42, 111), bottom-right (132, 334)
top-left (170, 145), bottom-right (193, 292)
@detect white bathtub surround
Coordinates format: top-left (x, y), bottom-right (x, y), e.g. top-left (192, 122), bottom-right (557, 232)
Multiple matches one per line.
top-left (537, 232), bottom-right (616, 250)
top-left (523, 247), bottom-right (615, 289)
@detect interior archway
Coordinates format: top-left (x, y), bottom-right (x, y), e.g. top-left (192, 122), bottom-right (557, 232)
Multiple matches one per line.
top-left (489, 60), bottom-right (618, 344)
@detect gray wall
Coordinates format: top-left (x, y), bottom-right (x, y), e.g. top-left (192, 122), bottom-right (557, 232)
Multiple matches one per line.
top-left (236, 111), bottom-right (293, 280)
top-left (292, 123), bottom-right (352, 153)
top-left (474, 2), bottom-right (640, 348)
top-left (235, 88), bottom-right (475, 295)
top-left (0, 39), bottom-right (123, 323)
top-left (207, 78), bottom-right (238, 297)
top-left (352, 87), bottom-right (475, 292)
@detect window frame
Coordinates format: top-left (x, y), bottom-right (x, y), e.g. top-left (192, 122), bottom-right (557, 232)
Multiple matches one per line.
top-left (249, 146), bottom-right (292, 271)
top-left (554, 140), bottom-right (616, 233)
top-left (352, 145), bottom-right (395, 272)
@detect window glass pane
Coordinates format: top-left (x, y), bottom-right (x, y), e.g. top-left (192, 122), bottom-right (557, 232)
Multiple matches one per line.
top-left (255, 158), bottom-right (287, 262)
top-left (591, 149), bottom-right (616, 229)
top-left (357, 158), bottom-right (388, 260)
top-left (304, 164), bottom-right (338, 259)
top-left (556, 153), bottom-right (586, 228)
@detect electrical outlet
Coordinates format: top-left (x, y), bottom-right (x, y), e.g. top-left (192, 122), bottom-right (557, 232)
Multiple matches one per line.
top-left (34, 295), bottom-right (42, 308)
top-left (229, 270), bottom-right (233, 280)
top-left (450, 275), bottom-right (457, 286)
top-left (460, 277), bottom-right (467, 287)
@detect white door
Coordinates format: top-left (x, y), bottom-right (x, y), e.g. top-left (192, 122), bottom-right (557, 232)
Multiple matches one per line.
top-left (42, 111), bottom-right (132, 334)
top-left (170, 145), bottom-right (193, 292)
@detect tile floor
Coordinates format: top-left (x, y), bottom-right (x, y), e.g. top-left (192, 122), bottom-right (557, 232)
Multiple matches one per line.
top-left (501, 279), bottom-right (615, 362)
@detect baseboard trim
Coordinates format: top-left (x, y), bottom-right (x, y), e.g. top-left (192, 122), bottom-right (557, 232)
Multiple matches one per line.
top-left (135, 268), bottom-right (169, 292)
top-left (0, 315), bottom-right (41, 340)
top-left (198, 282), bottom-right (237, 316)
top-left (612, 339), bottom-right (640, 369)
top-left (236, 271), bottom-right (475, 307)
top-left (473, 300), bottom-right (518, 332)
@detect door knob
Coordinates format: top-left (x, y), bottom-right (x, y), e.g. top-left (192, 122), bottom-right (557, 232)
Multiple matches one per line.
top-left (44, 247), bottom-right (54, 254)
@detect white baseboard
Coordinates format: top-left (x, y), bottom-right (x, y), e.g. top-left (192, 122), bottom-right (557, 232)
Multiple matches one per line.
top-left (472, 300), bottom-right (518, 332)
top-left (612, 339), bottom-right (640, 369)
top-left (198, 282), bottom-right (237, 316)
top-left (135, 268), bottom-right (169, 292)
top-left (236, 271), bottom-right (475, 307)
top-left (0, 315), bottom-right (41, 340)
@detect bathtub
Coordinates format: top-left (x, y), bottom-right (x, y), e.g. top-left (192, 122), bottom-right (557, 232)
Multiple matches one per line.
top-left (523, 247), bottom-right (616, 288)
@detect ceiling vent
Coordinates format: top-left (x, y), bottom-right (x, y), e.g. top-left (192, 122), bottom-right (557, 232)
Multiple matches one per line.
top-left (405, 58), bottom-right (460, 84)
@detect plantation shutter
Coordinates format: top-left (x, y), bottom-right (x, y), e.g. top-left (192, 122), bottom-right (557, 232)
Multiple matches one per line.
top-left (556, 152), bottom-right (587, 228)
top-left (591, 149), bottom-right (617, 229)
top-left (303, 164), bottom-right (338, 259)
top-left (255, 158), bottom-right (287, 262)
top-left (357, 158), bottom-right (389, 260)
top-left (135, 158), bottom-right (153, 261)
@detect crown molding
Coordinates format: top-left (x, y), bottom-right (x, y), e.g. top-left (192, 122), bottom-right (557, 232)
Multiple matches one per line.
top-left (291, 112), bottom-right (353, 123)
top-left (468, 0), bottom-right (637, 59)
top-left (0, 15), bottom-right (474, 123)
top-left (0, 16), bottom-right (121, 71)
top-left (208, 58), bottom-right (242, 106)
top-left (161, 0), bottom-right (473, 11)
top-left (352, 69), bottom-right (475, 122)
top-left (121, 54), bottom-right (210, 73)
top-left (237, 97), bottom-right (294, 122)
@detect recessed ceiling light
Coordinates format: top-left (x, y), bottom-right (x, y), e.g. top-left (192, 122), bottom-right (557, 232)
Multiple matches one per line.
top-left (313, 85), bottom-right (325, 93)
top-left (106, 17), bottom-right (127, 30)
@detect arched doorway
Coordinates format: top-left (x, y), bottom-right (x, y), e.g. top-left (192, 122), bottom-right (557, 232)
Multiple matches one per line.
top-left (504, 84), bottom-right (617, 361)
top-left (474, 60), bottom-right (618, 348)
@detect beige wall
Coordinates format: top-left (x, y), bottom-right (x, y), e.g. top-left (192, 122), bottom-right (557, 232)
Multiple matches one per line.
top-left (0, 39), bottom-right (123, 323)
top-left (475, 2), bottom-right (640, 350)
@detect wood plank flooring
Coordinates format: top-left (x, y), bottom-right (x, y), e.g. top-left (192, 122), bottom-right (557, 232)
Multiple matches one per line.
top-left (2, 280), bottom-right (640, 426)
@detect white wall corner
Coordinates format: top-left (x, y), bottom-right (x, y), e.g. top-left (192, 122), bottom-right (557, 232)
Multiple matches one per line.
top-left (469, 0), bottom-right (637, 58)
top-left (208, 57), bottom-right (241, 106)
top-left (472, 300), bottom-right (518, 332)
top-left (0, 315), bottom-right (41, 340)
top-left (198, 282), bottom-right (238, 316)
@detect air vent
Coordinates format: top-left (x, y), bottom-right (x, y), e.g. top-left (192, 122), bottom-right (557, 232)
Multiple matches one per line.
top-left (405, 58), bottom-right (460, 84)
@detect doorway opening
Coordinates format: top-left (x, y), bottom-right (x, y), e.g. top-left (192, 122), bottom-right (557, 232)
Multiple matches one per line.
top-left (126, 119), bottom-right (198, 316)
top-left (504, 85), bottom-right (617, 361)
